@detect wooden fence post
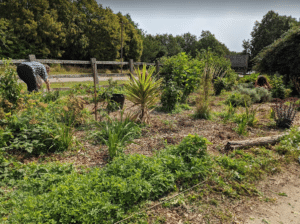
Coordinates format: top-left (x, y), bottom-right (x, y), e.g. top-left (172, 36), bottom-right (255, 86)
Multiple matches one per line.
top-left (129, 59), bottom-right (134, 81)
top-left (155, 60), bottom-right (160, 74)
top-left (29, 54), bottom-right (36, 62)
top-left (91, 58), bottom-right (98, 121)
top-left (90, 58), bottom-right (99, 84)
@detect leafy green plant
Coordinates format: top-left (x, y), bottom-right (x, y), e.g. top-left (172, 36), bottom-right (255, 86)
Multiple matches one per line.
top-left (94, 110), bottom-right (141, 159)
top-left (213, 77), bottom-right (226, 95)
top-left (221, 102), bottom-right (237, 123)
top-left (160, 80), bottom-right (182, 112)
top-left (60, 94), bottom-right (90, 126)
top-left (270, 74), bottom-right (286, 99)
top-left (1, 134), bottom-right (212, 223)
top-left (160, 52), bottom-right (203, 103)
top-left (0, 59), bottom-right (23, 113)
top-left (41, 90), bottom-right (60, 103)
top-left (238, 72), bottom-right (260, 84)
top-left (124, 64), bottom-right (163, 124)
top-left (226, 92), bottom-right (252, 107)
top-left (233, 102), bottom-right (258, 135)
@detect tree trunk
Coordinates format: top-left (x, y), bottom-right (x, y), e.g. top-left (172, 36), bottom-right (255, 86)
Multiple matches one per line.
top-left (224, 128), bottom-right (300, 151)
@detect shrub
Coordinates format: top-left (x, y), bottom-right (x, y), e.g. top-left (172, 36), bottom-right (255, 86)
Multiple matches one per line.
top-left (236, 85), bottom-right (261, 103)
top-left (60, 94), bottom-right (90, 126)
top-left (90, 111), bottom-right (141, 159)
top-left (271, 97), bottom-right (299, 128)
top-left (124, 64), bottom-right (163, 124)
top-left (160, 52), bottom-right (202, 103)
top-left (270, 74), bottom-right (287, 99)
top-left (255, 87), bottom-right (272, 102)
top-left (160, 80), bottom-right (182, 112)
top-left (226, 92), bottom-right (252, 107)
top-left (238, 72), bottom-right (260, 84)
top-left (0, 59), bottom-right (22, 113)
top-left (213, 77), bottom-right (226, 95)
top-left (41, 90), bottom-right (60, 103)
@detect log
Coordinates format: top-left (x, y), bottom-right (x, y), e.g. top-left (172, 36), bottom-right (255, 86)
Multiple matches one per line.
top-left (224, 127), bottom-right (300, 151)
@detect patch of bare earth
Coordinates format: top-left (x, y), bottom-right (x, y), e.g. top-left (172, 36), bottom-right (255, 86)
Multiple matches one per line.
top-left (240, 164), bottom-right (300, 224)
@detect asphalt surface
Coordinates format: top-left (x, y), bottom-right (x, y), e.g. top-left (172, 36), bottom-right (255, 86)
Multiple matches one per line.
top-left (48, 76), bottom-right (131, 83)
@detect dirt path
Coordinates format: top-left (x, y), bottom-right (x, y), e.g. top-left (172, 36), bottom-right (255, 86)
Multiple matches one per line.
top-left (241, 165), bottom-right (300, 224)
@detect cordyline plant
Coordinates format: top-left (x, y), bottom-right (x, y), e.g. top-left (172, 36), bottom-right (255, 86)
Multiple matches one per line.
top-left (124, 64), bottom-right (163, 124)
top-left (272, 97), bottom-right (300, 128)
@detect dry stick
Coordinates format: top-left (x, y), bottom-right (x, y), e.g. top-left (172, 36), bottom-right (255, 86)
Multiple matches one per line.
top-left (114, 180), bottom-right (206, 224)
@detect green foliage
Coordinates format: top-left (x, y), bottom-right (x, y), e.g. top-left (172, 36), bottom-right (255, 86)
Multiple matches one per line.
top-left (90, 111), bottom-right (141, 159)
top-left (2, 134), bottom-right (212, 223)
top-left (41, 90), bottom-right (60, 103)
top-left (253, 25), bottom-right (300, 87)
top-left (246, 10), bottom-right (299, 70)
top-left (221, 102), bottom-right (237, 123)
top-left (236, 85), bottom-right (272, 103)
top-left (213, 77), bottom-right (226, 95)
top-left (233, 104), bottom-right (258, 135)
top-left (226, 92), bottom-right (252, 107)
top-left (160, 52), bottom-right (203, 104)
top-left (239, 73), bottom-right (260, 84)
top-left (226, 85), bottom-right (271, 108)
top-left (269, 74), bottom-right (287, 99)
top-left (0, 92), bottom-right (82, 155)
top-left (255, 87), bottom-right (273, 102)
top-left (0, 0), bottom-right (143, 60)
top-left (197, 30), bottom-right (230, 57)
top-left (276, 127), bottom-right (300, 156)
top-left (124, 65), bottom-right (163, 124)
top-left (160, 80), bottom-right (183, 112)
top-left (0, 59), bottom-right (22, 113)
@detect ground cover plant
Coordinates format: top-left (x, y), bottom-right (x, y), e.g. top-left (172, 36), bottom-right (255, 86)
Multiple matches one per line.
top-left (1, 60), bottom-right (300, 223)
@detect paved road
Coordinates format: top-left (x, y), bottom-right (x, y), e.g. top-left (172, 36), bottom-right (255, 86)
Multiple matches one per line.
top-left (48, 76), bottom-right (132, 83)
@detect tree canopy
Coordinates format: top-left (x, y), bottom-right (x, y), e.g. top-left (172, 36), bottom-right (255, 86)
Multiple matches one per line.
top-left (0, 0), bottom-right (143, 61)
top-left (141, 31), bottom-right (231, 62)
top-left (253, 25), bottom-right (300, 85)
top-left (242, 10), bottom-right (300, 69)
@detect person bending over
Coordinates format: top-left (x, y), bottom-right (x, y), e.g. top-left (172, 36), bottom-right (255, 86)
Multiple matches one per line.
top-left (17, 61), bottom-right (51, 92)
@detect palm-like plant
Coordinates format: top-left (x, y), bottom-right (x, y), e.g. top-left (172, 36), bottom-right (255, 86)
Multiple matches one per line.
top-left (124, 64), bottom-right (163, 124)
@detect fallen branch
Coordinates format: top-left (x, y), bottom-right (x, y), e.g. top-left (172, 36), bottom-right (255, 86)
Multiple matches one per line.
top-left (224, 127), bottom-right (300, 151)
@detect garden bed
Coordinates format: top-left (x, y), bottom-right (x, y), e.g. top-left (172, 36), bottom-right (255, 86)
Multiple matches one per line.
top-left (18, 92), bottom-right (299, 169)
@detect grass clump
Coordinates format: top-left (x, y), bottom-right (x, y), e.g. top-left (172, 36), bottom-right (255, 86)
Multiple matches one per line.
top-left (89, 110), bottom-right (142, 159)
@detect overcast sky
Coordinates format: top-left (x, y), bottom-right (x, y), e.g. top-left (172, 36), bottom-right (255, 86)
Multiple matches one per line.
top-left (96, 0), bottom-right (300, 52)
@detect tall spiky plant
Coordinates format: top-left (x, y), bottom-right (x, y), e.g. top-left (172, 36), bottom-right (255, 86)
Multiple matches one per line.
top-left (194, 63), bottom-right (215, 119)
top-left (124, 64), bottom-right (163, 124)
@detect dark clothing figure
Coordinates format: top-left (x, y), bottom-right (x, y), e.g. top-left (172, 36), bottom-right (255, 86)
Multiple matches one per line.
top-left (255, 75), bottom-right (271, 90)
top-left (17, 62), bottom-right (49, 92)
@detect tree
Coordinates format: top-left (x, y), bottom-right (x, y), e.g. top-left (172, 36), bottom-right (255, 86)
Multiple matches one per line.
top-left (0, 0), bottom-right (143, 60)
top-left (140, 34), bottom-right (164, 62)
top-left (0, 0), bottom-right (66, 59)
top-left (244, 10), bottom-right (300, 69)
top-left (253, 25), bottom-right (300, 88)
top-left (196, 31), bottom-right (230, 57)
top-left (176, 33), bottom-right (198, 57)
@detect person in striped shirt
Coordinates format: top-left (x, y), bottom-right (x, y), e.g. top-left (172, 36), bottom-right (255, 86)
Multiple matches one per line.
top-left (17, 61), bottom-right (51, 92)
